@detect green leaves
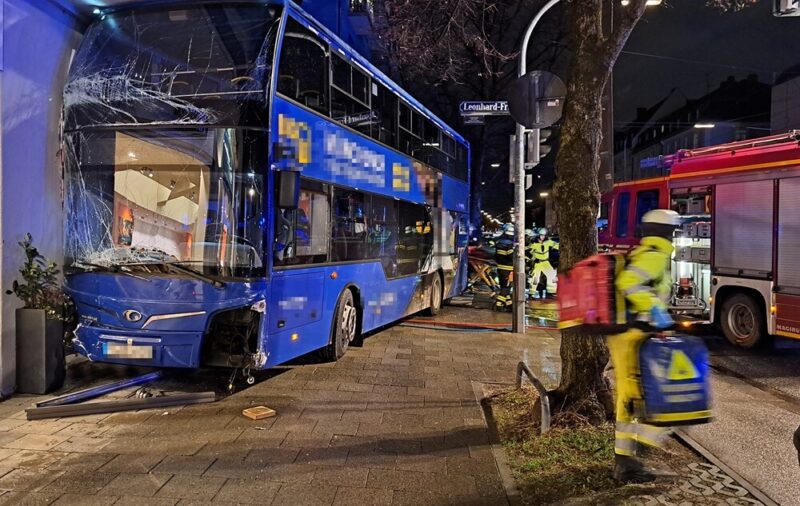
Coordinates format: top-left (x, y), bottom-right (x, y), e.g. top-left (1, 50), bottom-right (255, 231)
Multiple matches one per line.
top-left (7, 233), bottom-right (71, 322)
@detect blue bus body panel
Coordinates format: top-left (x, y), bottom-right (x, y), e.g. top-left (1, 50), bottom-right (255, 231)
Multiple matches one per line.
top-left (273, 97), bottom-right (468, 210)
top-left (66, 273), bottom-right (267, 368)
top-left (265, 262), bottom-right (424, 367)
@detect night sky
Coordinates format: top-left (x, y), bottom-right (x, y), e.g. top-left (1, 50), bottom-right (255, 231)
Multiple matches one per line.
top-left (614, 0), bottom-right (799, 124)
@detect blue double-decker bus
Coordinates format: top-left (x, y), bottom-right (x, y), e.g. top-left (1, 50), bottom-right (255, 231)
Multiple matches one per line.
top-left (62, 0), bottom-right (470, 375)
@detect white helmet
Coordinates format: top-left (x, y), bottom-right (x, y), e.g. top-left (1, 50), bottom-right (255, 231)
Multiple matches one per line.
top-left (525, 229), bottom-right (534, 239)
top-left (538, 227), bottom-right (548, 236)
top-left (641, 209), bottom-right (680, 227)
top-left (502, 223), bottom-right (514, 236)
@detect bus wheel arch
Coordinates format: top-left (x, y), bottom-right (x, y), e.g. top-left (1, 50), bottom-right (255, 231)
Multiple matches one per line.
top-left (423, 270), bottom-right (444, 316)
top-left (715, 287), bottom-right (768, 349)
top-left (321, 286), bottom-right (361, 361)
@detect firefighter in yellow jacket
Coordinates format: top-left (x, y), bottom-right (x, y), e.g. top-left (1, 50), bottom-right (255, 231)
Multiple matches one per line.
top-left (610, 209), bottom-right (680, 483)
top-left (528, 228), bottom-right (559, 299)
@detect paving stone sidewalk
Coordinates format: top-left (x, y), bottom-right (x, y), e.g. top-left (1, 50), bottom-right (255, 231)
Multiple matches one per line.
top-left (0, 309), bottom-right (561, 506)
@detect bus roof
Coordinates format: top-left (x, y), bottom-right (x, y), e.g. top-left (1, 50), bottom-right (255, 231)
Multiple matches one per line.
top-left (285, 1), bottom-right (469, 148)
top-left (97, 0), bottom-right (469, 148)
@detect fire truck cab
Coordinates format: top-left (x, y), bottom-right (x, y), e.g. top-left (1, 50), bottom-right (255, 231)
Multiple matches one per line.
top-left (603, 131), bottom-right (800, 349)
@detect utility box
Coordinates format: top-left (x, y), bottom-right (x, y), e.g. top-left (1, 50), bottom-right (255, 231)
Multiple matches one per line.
top-left (696, 222), bottom-right (711, 238)
top-left (691, 247), bottom-right (711, 263)
top-left (687, 199), bottom-right (705, 215)
top-left (675, 246), bottom-right (693, 262)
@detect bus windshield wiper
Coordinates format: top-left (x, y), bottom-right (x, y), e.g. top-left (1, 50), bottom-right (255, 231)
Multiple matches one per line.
top-left (158, 261), bottom-right (226, 289)
top-left (74, 262), bottom-right (150, 282)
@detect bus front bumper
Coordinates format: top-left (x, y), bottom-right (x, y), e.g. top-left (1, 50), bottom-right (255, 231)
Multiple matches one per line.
top-left (73, 324), bottom-right (203, 368)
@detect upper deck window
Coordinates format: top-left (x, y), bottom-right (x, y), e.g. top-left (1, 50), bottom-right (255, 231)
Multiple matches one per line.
top-left (65, 5), bottom-right (282, 129)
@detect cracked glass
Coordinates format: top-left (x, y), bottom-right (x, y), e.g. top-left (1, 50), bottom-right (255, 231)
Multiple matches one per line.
top-left (63, 5), bottom-right (282, 279)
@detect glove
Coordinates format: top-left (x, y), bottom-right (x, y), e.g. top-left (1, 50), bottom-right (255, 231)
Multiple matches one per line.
top-left (650, 306), bottom-right (674, 330)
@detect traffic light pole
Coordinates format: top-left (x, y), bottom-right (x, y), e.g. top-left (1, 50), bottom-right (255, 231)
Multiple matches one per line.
top-left (512, 0), bottom-right (561, 334)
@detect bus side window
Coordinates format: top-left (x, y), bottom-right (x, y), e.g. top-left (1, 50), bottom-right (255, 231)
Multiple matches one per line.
top-left (371, 82), bottom-right (396, 148)
top-left (397, 202), bottom-right (432, 276)
top-left (331, 189), bottom-right (368, 262)
top-left (634, 190), bottom-right (659, 237)
top-left (615, 192), bottom-right (631, 238)
top-left (330, 54), bottom-right (371, 137)
top-left (277, 18), bottom-right (328, 114)
top-left (368, 195), bottom-right (399, 278)
top-left (274, 180), bottom-right (329, 266)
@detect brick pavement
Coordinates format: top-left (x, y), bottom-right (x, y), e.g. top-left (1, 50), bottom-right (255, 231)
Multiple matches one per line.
top-left (0, 309), bottom-right (562, 505)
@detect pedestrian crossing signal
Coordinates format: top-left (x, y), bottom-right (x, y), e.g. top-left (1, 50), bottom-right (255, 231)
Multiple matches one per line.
top-left (666, 350), bottom-right (700, 381)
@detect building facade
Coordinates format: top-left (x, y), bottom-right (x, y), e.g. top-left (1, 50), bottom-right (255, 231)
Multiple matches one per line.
top-left (614, 75), bottom-right (771, 183)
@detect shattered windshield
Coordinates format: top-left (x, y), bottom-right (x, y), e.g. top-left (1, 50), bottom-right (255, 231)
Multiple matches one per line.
top-left (64, 5), bottom-right (281, 129)
top-left (64, 128), bottom-right (267, 279)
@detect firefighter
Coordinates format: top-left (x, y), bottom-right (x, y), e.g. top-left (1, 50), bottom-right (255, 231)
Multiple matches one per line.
top-left (528, 227), bottom-right (559, 299)
top-left (524, 229), bottom-right (535, 295)
top-left (494, 223), bottom-right (514, 312)
top-left (610, 209), bottom-right (680, 483)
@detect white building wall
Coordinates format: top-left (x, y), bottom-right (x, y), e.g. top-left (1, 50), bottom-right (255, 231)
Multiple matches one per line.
top-left (0, 0), bottom-right (82, 396)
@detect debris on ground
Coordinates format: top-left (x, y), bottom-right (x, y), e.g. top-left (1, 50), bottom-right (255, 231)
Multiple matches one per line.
top-left (242, 406), bottom-right (277, 420)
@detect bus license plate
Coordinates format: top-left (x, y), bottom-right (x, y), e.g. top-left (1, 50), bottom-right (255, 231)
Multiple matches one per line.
top-left (103, 343), bottom-right (153, 359)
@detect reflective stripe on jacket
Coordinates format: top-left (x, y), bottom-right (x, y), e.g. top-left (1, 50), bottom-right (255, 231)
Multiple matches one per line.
top-left (616, 236), bottom-right (674, 317)
top-left (495, 237), bottom-right (514, 271)
top-left (529, 239), bottom-right (559, 261)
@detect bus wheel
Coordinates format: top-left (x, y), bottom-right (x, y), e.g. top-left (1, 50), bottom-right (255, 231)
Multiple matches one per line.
top-left (322, 290), bottom-right (357, 361)
top-left (423, 274), bottom-right (443, 316)
top-left (720, 293), bottom-right (765, 349)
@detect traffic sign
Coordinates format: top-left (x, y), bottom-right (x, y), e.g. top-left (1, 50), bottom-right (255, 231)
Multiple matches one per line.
top-left (507, 71), bottom-right (566, 129)
top-left (459, 101), bottom-right (510, 117)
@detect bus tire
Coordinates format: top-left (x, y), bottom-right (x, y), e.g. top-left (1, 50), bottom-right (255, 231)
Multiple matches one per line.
top-left (423, 274), bottom-right (443, 316)
top-left (321, 290), bottom-right (357, 361)
top-left (720, 293), bottom-right (766, 349)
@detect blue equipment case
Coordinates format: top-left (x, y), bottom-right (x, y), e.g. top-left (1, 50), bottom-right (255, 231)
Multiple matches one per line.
top-left (638, 333), bottom-right (712, 426)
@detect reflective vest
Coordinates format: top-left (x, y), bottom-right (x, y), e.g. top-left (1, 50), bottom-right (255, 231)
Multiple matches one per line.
top-left (529, 239), bottom-right (559, 262)
top-left (616, 236), bottom-right (674, 317)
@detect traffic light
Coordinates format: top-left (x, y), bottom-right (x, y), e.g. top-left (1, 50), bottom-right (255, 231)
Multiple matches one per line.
top-left (524, 128), bottom-right (553, 170)
top-left (775, 0), bottom-right (800, 16)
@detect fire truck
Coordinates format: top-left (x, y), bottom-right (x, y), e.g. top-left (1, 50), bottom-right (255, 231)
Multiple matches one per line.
top-left (600, 131), bottom-right (800, 349)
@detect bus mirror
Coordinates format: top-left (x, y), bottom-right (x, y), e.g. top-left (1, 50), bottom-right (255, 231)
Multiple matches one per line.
top-left (278, 171), bottom-right (300, 209)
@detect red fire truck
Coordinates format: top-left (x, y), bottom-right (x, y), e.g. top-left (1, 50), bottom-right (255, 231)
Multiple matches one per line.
top-left (601, 131), bottom-right (800, 349)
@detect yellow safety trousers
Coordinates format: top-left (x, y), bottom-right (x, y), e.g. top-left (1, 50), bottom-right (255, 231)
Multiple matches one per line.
top-left (608, 328), bottom-right (669, 457)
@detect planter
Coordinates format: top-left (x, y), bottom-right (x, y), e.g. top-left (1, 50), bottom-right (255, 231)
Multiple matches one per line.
top-left (16, 308), bottom-right (65, 394)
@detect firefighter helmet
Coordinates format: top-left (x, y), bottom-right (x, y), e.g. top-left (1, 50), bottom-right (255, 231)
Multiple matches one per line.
top-left (502, 223), bottom-right (514, 236)
top-left (641, 209), bottom-right (680, 227)
top-left (538, 227), bottom-right (548, 236)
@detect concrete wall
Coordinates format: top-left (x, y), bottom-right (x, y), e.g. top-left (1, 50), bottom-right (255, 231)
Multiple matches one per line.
top-left (772, 76), bottom-right (800, 134)
top-left (0, 0), bottom-right (82, 396)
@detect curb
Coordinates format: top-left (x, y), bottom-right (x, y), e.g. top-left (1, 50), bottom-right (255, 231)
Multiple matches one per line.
top-left (472, 381), bottom-right (522, 506)
top-left (673, 428), bottom-right (778, 506)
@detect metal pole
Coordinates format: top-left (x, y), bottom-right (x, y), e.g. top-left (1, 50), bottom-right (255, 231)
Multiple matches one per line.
top-left (512, 0), bottom-right (561, 333)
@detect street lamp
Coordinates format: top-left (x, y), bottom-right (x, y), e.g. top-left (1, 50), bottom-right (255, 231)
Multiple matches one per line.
top-left (539, 192), bottom-right (549, 198)
top-left (621, 0), bottom-right (662, 5)
top-left (694, 123), bottom-right (715, 129)
top-left (490, 163), bottom-right (501, 168)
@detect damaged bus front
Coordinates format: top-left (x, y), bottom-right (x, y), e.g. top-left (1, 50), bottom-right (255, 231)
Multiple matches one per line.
top-left (63, 3), bottom-right (282, 370)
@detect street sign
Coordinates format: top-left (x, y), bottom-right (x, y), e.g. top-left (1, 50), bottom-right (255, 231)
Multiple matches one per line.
top-left (459, 101), bottom-right (510, 117)
top-left (463, 115), bottom-right (485, 125)
top-left (507, 71), bottom-right (566, 129)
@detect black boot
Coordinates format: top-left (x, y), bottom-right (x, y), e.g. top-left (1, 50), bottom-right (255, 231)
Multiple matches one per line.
top-left (613, 454), bottom-right (677, 483)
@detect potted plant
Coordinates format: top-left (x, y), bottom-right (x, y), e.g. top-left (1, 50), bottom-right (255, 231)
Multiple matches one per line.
top-left (6, 234), bottom-right (69, 394)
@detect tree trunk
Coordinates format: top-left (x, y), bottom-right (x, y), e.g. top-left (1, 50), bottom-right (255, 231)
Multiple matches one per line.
top-left (549, 0), bottom-right (634, 423)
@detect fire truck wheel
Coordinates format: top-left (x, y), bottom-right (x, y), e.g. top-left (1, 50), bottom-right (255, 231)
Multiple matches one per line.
top-left (720, 293), bottom-right (766, 349)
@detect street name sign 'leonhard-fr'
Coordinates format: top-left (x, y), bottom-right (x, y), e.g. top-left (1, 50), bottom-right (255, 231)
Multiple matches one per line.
top-left (459, 101), bottom-right (510, 116)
